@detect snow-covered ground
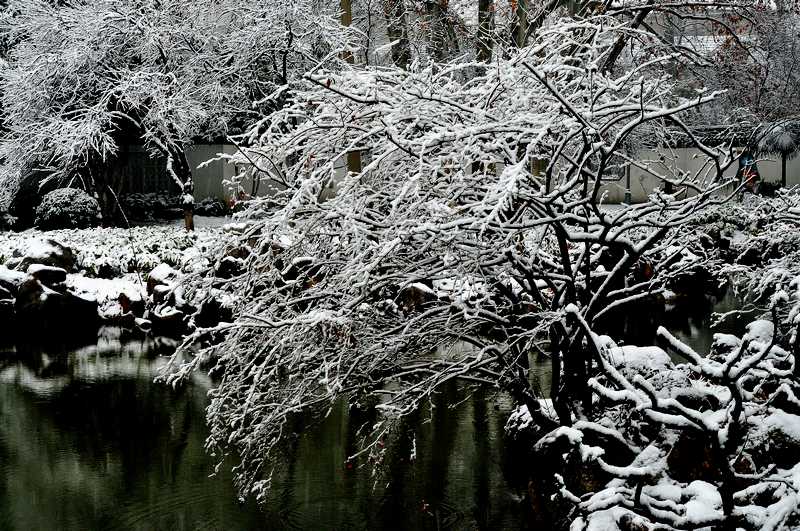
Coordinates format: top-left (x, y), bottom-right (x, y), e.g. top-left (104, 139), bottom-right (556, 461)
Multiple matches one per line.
top-left (0, 221), bottom-right (227, 338)
top-left (0, 223), bottom-right (223, 277)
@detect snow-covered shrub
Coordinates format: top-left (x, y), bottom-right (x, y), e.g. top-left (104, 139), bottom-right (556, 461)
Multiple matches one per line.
top-left (163, 12), bottom-right (742, 503)
top-left (119, 193), bottom-right (183, 222)
top-left (34, 188), bottom-right (101, 231)
top-left (0, 225), bottom-right (221, 277)
top-left (556, 303), bottom-right (800, 531)
top-left (194, 198), bottom-right (229, 217)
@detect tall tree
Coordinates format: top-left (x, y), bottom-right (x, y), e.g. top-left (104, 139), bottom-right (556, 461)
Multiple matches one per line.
top-left (383, 0), bottom-right (411, 69)
top-left (0, 0), bottom-right (348, 229)
top-left (477, 0), bottom-right (494, 63)
top-left (167, 9), bottom-right (743, 502)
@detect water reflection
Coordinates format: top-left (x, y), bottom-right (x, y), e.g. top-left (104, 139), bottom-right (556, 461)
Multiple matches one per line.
top-left (0, 332), bottom-right (530, 531)
top-left (662, 289), bottom-right (750, 357)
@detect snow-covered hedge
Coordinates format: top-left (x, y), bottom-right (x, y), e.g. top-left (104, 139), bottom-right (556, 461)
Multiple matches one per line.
top-left (34, 188), bottom-right (101, 230)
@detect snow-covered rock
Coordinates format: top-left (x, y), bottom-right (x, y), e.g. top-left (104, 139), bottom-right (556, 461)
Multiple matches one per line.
top-left (66, 274), bottom-right (145, 324)
top-left (606, 344), bottom-right (673, 374)
top-left (27, 264), bottom-right (67, 286)
top-left (14, 277), bottom-right (98, 331)
top-left (0, 265), bottom-right (26, 295)
top-left (147, 263), bottom-right (180, 294)
top-left (9, 238), bottom-right (75, 272)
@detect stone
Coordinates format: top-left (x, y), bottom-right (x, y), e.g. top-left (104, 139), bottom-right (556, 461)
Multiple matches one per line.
top-left (666, 431), bottom-right (720, 483)
top-left (398, 282), bottom-right (437, 312)
top-left (99, 303), bottom-right (136, 328)
top-left (117, 291), bottom-right (144, 317)
top-left (26, 264), bottom-right (67, 287)
top-left (749, 411), bottom-right (800, 470)
top-left (527, 426), bottom-right (623, 530)
top-left (147, 263), bottom-right (179, 294)
top-left (152, 284), bottom-right (174, 305)
top-left (135, 318), bottom-right (152, 333)
top-left (0, 266), bottom-right (26, 295)
top-left (195, 297), bottom-right (234, 328)
top-left (150, 305), bottom-right (187, 337)
top-left (14, 277), bottom-right (98, 332)
top-left (12, 238), bottom-right (75, 272)
top-left (215, 256), bottom-right (245, 279)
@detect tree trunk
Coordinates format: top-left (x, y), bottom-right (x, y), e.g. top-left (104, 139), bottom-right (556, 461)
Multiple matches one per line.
top-left (511, 0), bottom-right (529, 48)
top-left (601, 0), bottom-right (656, 74)
top-left (346, 150), bottom-right (363, 174)
top-left (340, 0), bottom-right (355, 63)
top-left (383, 0), bottom-right (411, 69)
top-left (424, 0), bottom-right (449, 61)
top-left (165, 146), bottom-right (194, 232)
top-left (782, 153), bottom-right (787, 188)
top-left (477, 0), bottom-right (494, 63)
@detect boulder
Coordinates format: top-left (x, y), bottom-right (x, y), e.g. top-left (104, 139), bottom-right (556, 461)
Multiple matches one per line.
top-left (34, 187), bottom-right (101, 230)
top-left (152, 284), bottom-right (174, 305)
top-left (749, 411), bottom-right (800, 470)
top-left (195, 297), bottom-right (234, 328)
top-left (11, 238), bottom-right (75, 272)
top-left (398, 282), bottom-right (437, 312)
top-left (98, 301), bottom-right (136, 328)
top-left (135, 317), bottom-right (152, 333)
top-left (147, 263), bottom-right (179, 294)
top-left (215, 256), bottom-right (245, 279)
top-left (14, 277), bottom-right (98, 332)
top-left (27, 264), bottom-right (67, 287)
top-left (527, 426), bottom-right (616, 530)
top-left (0, 266), bottom-right (26, 294)
top-left (150, 305), bottom-right (188, 337)
top-left (64, 275), bottom-right (145, 329)
top-left (666, 431), bottom-right (720, 483)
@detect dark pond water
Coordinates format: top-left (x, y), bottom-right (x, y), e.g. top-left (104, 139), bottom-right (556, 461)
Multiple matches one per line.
top-left (662, 288), bottom-right (750, 358)
top-left (0, 289), bottom-right (747, 531)
top-left (0, 331), bottom-right (530, 531)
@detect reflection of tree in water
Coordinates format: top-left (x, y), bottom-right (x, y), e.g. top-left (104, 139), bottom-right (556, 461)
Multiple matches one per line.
top-left (1, 339), bottom-right (534, 530)
top-left (0, 345), bottom-right (266, 531)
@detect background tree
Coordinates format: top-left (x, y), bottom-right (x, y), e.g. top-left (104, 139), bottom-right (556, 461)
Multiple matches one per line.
top-left (0, 0), bottom-right (348, 229)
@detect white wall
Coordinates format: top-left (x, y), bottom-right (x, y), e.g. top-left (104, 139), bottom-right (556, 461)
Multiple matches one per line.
top-left (600, 148), bottom-right (740, 203)
top-left (187, 144), bottom-right (238, 201)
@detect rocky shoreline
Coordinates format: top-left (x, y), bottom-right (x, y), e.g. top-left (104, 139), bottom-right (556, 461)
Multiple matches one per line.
top-left (0, 223), bottom-right (230, 346)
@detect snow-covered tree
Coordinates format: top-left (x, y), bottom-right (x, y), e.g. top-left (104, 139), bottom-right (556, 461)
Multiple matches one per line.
top-left (685, 1), bottom-right (800, 124)
top-left (562, 303), bottom-right (800, 531)
top-left (164, 8), bottom-right (748, 502)
top-left (0, 0), bottom-right (348, 228)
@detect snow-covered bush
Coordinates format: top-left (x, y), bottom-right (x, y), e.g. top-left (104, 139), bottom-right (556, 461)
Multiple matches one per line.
top-left (34, 188), bottom-right (101, 231)
top-left (163, 11), bottom-right (745, 502)
top-left (558, 302), bottom-right (800, 531)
